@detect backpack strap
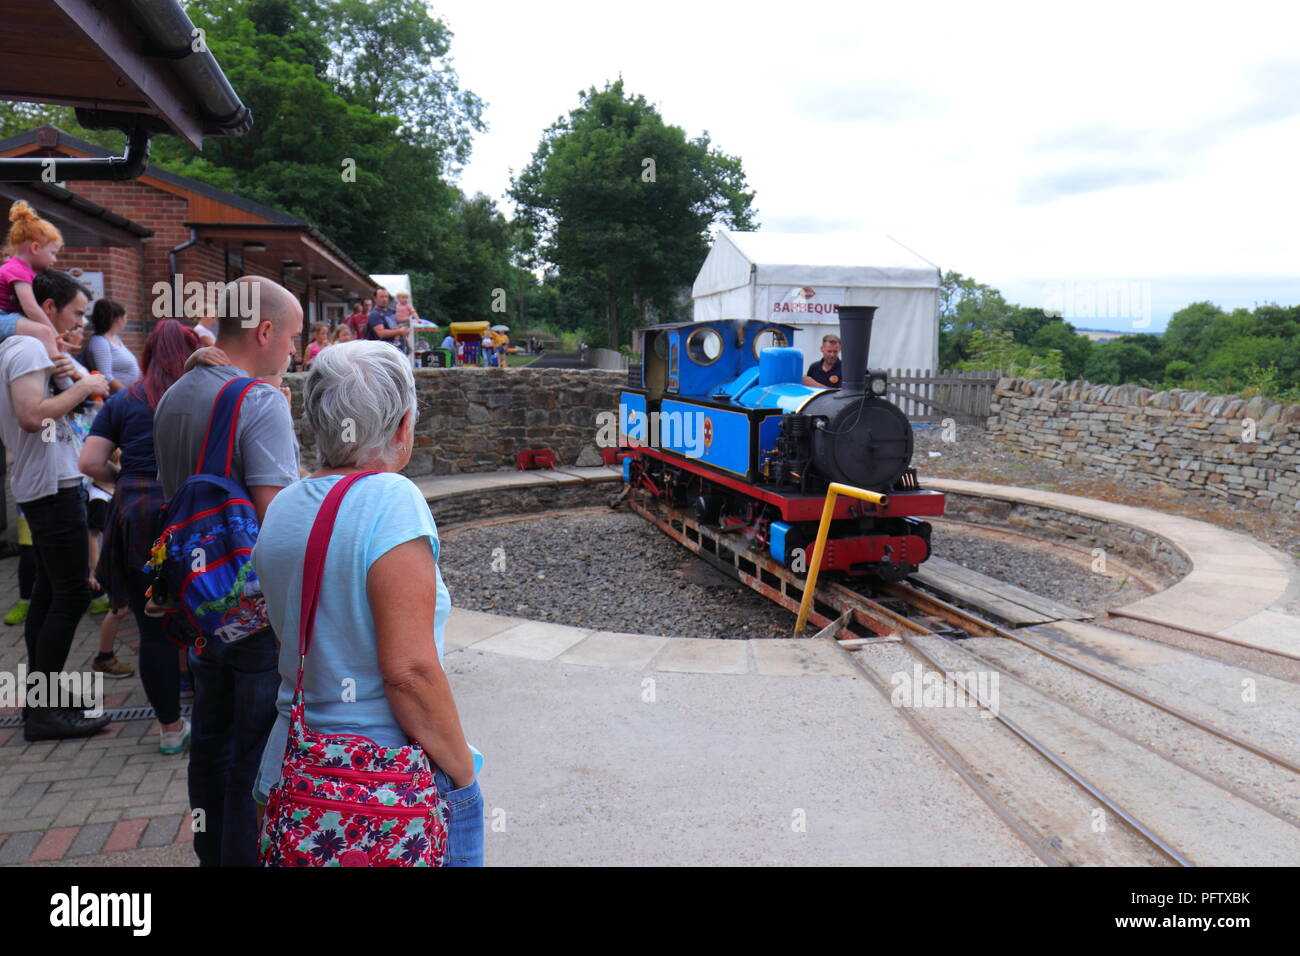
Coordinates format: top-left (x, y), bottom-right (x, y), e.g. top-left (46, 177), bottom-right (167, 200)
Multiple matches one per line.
top-left (195, 376), bottom-right (265, 477)
top-left (293, 471), bottom-right (381, 692)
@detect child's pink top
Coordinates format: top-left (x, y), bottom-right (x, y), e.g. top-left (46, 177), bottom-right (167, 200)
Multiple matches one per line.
top-left (0, 257), bottom-right (36, 314)
top-left (395, 302), bottom-right (416, 322)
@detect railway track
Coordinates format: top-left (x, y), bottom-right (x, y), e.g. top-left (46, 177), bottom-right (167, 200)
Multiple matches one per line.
top-left (623, 491), bottom-right (1300, 866)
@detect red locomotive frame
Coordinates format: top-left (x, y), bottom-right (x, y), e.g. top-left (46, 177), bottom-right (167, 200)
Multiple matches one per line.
top-left (625, 443), bottom-right (945, 576)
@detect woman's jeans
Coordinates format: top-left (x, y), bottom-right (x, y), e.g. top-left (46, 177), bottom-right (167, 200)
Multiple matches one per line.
top-left (434, 769), bottom-right (485, 867)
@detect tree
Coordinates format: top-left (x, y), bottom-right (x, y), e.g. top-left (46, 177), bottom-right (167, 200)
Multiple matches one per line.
top-left (320, 0), bottom-right (485, 166)
top-left (1001, 307), bottom-right (1056, 346)
top-left (0, 101), bottom-right (123, 150)
top-left (938, 271), bottom-right (1017, 368)
top-left (1161, 301), bottom-right (1225, 364)
top-left (1083, 340), bottom-right (1161, 384)
top-left (955, 328), bottom-right (1064, 379)
top-left (1029, 321), bottom-right (1093, 379)
top-left (134, 0), bottom-right (518, 329)
top-left (511, 80), bottom-right (756, 347)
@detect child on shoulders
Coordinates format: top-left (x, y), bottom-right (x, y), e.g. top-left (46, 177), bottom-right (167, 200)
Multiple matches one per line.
top-left (0, 201), bottom-right (76, 369)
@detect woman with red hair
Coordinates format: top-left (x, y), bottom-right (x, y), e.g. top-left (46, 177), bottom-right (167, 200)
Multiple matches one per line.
top-left (79, 319), bottom-right (199, 755)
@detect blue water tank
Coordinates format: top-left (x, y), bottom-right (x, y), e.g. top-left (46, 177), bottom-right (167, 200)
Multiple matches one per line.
top-left (759, 347), bottom-right (803, 387)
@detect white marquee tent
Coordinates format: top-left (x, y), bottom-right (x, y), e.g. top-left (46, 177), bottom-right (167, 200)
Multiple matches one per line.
top-left (691, 230), bottom-right (942, 375)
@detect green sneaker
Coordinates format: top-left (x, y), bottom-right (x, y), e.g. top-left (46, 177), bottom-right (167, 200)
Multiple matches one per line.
top-left (89, 597), bottom-right (110, 615)
top-left (4, 599), bottom-right (28, 625)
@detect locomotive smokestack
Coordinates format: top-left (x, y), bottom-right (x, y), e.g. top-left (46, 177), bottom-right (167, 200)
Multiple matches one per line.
top-left (836, 305), bottom-right (876, 392)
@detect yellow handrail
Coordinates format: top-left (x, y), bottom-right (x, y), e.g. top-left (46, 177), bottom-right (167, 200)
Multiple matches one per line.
top-left (793, 482), bottom-right (889, 635)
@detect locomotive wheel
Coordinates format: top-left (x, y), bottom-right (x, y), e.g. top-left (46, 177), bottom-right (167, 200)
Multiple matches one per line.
top-left (694, 494), bottom-right (724, 525)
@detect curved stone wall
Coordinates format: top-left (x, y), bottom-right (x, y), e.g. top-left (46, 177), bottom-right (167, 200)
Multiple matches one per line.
top-left (284, 367), bottom-right (626, 478)
top-left (988, 377), bottom-right (1300, 513)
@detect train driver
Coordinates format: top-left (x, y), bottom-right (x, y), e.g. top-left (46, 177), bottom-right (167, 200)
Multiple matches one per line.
top-left (803, 333), bottom-right (842, 388)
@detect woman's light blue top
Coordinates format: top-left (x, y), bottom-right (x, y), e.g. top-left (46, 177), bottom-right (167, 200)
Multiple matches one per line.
top-left (251, 471), bottom-right (452, 803)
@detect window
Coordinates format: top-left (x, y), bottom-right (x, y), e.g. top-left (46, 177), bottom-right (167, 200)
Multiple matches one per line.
top-left (752, 327), bottom-right (788, 358)
top-left (686, 326), bottom-right (723, 365)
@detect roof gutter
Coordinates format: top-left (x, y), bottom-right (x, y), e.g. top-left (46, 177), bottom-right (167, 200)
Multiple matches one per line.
top-left (120, 0), bottom-right (253, 138)
top-left (0, 113), bottom-right (154, 182)
top-left (0, 0), bottom-right (250, 182)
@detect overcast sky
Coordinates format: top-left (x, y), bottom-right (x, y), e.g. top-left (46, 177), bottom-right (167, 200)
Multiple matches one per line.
top-left (433, 0), bottom-right (1300, 331)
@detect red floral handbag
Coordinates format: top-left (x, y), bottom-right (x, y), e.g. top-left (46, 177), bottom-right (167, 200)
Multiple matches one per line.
top-left (258, 471), bottom-right (449, 867)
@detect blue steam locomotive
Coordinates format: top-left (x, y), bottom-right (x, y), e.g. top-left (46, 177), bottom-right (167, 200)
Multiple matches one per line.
top-left (618, 306), bottom-right (944, 579)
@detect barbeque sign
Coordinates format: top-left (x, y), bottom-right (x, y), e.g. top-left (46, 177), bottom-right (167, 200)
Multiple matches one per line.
top-left (769, 285), bottom-right (846, 318)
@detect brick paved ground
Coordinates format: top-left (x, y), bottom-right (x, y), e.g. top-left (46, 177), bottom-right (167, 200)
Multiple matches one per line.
top-left (0, 554), bottom-right (197, 867)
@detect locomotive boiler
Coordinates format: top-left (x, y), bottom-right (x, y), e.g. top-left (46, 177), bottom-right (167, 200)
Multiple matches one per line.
top-left (618, 306), bottom-right (944, 580)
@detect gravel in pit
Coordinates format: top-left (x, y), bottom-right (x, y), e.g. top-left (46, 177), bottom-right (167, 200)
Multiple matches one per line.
top-left (439, 508), bottom-right (1134, 638)
top-left (928, 524), bottom-right (1152, 617)
top-left (439, 510), bottom-right (794, 639)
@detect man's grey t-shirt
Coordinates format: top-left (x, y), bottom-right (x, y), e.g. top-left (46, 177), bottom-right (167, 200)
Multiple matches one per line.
top-left (0, 337), bottom-right (82, 503)
top-left (154, 365), bottom-right (299, 500)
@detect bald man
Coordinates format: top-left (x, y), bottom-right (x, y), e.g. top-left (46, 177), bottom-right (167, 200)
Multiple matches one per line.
top-left (153, 275), bottom-right (303, 867)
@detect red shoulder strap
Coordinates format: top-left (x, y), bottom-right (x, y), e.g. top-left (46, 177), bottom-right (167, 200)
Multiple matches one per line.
top-left (297, 471), bottom-right (380, 661)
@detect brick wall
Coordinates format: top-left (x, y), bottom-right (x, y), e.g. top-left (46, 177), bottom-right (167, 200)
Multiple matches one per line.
top-left (64, 178), bottom-right (192, 337)
top-left (988, 377), bottom-right (1300, 513)
top-left (283, 367), bottom-right (627, 476)
top-left (57, 244), bottom-right (148, 352)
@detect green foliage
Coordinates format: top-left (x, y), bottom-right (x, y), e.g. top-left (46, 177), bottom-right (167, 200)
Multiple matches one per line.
top-left (1084, 340), bottom-right (1162, 385)
top-left (129, 1), bottom-right (519, 326)
top-left (1029, 320), bottom-right (1093, 379)
top-left (0, 101), bottom-right (123, 150)
top-left (318, 0), bottom-right (485, 165)
top-left (954, 328), bottom-right (1065, 379)
top-left (938, 271), bottom-right (1087, 376)
top-left (938, 271), bottom-right (1016, 368)
top-left (511, 80), bottom-right (756, 347)
top-left (1156, 300), bottom-right (1300, 400)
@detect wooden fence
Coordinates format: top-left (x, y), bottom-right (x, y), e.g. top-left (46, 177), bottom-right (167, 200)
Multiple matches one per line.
top-left (884, 368), bottom-right (1001, 424)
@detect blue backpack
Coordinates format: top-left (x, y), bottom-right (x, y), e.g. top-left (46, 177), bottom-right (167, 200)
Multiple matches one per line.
top-left (150, 377), bottom-right (273, 649)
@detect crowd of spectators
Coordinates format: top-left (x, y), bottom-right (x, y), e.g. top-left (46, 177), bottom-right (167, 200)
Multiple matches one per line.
top-left (0, 200), bottom-right (480, 866)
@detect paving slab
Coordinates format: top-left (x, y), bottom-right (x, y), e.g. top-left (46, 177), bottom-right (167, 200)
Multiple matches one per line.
top-left (470, 620), bottom-right (593, 660)
top-left (554, 466), bottom-right (623, 482)
top-left (752, 639), bottom-right (861, 677)
top-left (1221, 610), bottom-right (1300, 656)
top-left (653, 638), bottom-right (749, 675)
top-left (557, 632), bottom-right (669, 670)
top-left (444, 608), bottom-right (527, 648)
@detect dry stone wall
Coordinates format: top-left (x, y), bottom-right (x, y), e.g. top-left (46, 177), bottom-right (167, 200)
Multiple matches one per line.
top-left (285, 367), bottom-right (626, 478)
top-left (987, 378), bottom-right (1300, 513)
